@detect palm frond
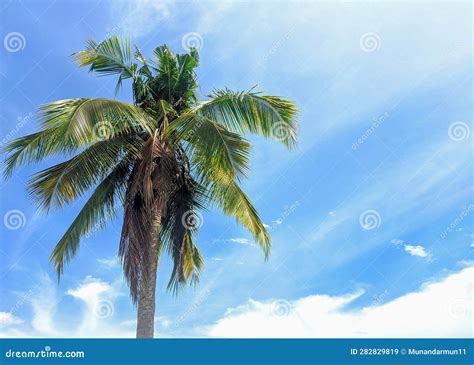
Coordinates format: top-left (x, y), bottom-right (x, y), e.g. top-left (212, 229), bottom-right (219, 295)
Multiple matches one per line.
top-left (161, 177), bottom-right (205, 294)
top-left (208, 179), bottom-right (270, 257)
top-left (167, 112), bottom-right (250, 182)
top-left (41, 98), bottom-right (153, 143)
top-left (28, 137), bottom-right (141, 210)
top-left (157, 99), bottom-right (177, 131)
top-left (3, 127), bottom-right (69, 178)
top-left (73, 36), bottom-right (135, 93)
top-left (134, 45), bottom-right (153, 79)
top-left (166, 232), bottom-right (204, 294)
top-left (150, 45), bottom-right (178, 103)
top-left (197, 88), bottom-right (298, 148)
top-left (174, 51), bottom-right (199, 106)
top-left (3, 98), bottom-right (153, 177)
top-left (50, 157), bottom-right (132, 278)
top-left (149, 46), bottom-right (199, 107)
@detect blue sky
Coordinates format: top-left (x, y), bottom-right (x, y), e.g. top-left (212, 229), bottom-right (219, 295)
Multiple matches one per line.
top-left (0, 0), bottom-right (472, 338)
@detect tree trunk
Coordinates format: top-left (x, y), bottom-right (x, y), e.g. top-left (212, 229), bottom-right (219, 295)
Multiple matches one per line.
top-left (136, 220), bottom-right (160, 338)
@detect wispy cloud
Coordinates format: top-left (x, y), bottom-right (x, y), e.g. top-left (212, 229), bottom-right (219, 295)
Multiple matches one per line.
top-left (97, 256), bottom-right (120, 269)
top-left (109, 0), bottom-right (172, 38)
top-left (30, 274), bottom-right (60, 337)
top-left (0, 273), bottom-right (135, 338)
top-left (214, 238), bottom-right (255, 246)
top-left (228, 238), bottom-right (252, 246)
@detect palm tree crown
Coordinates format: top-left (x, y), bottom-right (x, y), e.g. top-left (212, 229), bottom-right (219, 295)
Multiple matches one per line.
top-left (3, 36), bottom-right (298, 337)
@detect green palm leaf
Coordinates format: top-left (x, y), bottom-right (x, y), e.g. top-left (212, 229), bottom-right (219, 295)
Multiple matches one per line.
top-left (3, 98), bottom-right (152, 177)
top-left (50, 158), bottom-right (132, 277)
top-left (28, 137), bottom-right (141, 210)
top-left (73, 36), bottom-right (135, 92)
top-left (198, 88), bottom-right (298, 148)
top-left (167, 112), bottom-right (250, 182)
top-left (166, 232), bottom-right (204, 293)
top-left (3, 128), bottom-right (69, 178)
top-left (208, 179), bottom-right (270, 257)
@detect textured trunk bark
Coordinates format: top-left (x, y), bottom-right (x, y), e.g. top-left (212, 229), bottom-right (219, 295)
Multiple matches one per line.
top-left (136, 220), bottom-right (160, 338)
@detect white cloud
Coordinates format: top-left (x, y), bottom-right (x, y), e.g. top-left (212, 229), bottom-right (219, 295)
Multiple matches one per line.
top-left (0, 312), bottom-right (22, 326)
top-left (67, 276), bottom-right (114, 301)
top-left (2, 268), bottom-right (472, 338)
top-left (66, 276), bottom-right (125, 337)
top-left (204, 267), bottom-right (473, 338)
top-left (392, 239), bottom-right (431, 259)
top-left (404, 245), bottom-right (429, 258)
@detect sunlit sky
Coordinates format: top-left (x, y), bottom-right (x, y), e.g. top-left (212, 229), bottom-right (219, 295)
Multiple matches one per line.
top-left (0, 0), bottom-right (472, 338)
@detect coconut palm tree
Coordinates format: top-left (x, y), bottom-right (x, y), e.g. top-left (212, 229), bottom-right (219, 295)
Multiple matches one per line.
top-left (3, 37), bottom-right (298, 338)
